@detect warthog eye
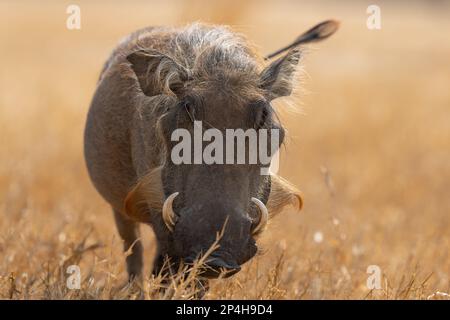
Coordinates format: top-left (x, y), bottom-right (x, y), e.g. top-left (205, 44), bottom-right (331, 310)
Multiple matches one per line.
top-left (180, 95), bottom-right (203, 123)
top-left (257, 108), bottom-right (269, 129)
top-left (251, 100), bottom-right (271, 130)
top-left (183, 99), bottom-right (195, 122)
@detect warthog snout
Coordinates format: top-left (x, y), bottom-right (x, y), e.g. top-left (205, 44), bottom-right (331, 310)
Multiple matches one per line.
top-left (164, 192), bottom-right (260, 277)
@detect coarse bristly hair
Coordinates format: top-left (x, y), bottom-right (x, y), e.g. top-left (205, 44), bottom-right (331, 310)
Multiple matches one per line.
top-left (107, 22), bottom-right (304, 221)
top-left (107, 22), bottom-right (304, 102)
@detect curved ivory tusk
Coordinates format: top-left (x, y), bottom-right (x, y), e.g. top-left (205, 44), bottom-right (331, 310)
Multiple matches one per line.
top-left (251, 197), bottom-right (269, 235)
top-left (162, 192), bottom-right (179, 232)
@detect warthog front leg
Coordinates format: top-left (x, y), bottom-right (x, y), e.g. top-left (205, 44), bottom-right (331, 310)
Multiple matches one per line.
top-left (113, 208), bottom-right (143, 282)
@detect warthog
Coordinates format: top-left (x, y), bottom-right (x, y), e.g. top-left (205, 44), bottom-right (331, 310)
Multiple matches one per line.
top-left (84, 21), bottom-right (338, 282)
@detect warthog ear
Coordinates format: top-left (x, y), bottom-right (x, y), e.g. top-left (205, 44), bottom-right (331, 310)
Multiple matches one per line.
top-left (124, 167), bottom-right (164, 222)
top-left (126, 50), bottom-right (190, 97)
top-left (267, 174), bottom-right (303, 218)
top-left (259, 49), bottom-right (301, 100)
top-left (260, 20), bottom-right (339, 100)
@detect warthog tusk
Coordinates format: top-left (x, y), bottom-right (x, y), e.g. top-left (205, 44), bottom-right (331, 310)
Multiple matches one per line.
top-left (251, 197), bottom-right (268, 235)
top-left (162, 192), bottom-right (179, 232)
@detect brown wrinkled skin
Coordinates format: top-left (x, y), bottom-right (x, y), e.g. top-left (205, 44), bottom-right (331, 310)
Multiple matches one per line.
top-left (84, 23), bottom-right (303, 282)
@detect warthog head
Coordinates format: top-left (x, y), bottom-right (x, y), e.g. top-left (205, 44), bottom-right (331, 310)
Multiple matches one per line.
top-left (123, 21), bottom-right (338, 278)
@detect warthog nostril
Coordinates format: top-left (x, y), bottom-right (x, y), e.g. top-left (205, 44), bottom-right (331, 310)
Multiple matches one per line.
top-left (206, 257), bottom-right (240, 270)
top-left (183, 256), bottom-right (241, 279)
top-left (184, 256), bottom-right (196, 265)
top-left (204, 257), bottom-right (241, 278)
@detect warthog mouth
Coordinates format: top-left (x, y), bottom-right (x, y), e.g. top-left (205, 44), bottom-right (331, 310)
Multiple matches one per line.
top-left (184, 256), bottom-right (242, 279)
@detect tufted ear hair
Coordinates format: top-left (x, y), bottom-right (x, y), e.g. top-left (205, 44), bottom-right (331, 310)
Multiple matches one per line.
top-left (259, 49), bottom-right (301, 100)
top-left (124, 166), bottom-right (164, 223)
top-left (126, 50), bottom-right (191, 97)
top-left (267, 174), bottom-right (303, 218)
top-left (260, 20), bottom-right (339, 100)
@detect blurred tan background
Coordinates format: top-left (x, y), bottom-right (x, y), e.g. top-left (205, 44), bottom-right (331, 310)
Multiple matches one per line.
top-left (0, 0), bottom-right (449, 299)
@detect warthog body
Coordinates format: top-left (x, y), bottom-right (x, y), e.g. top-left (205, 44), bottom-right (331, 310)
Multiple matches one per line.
top-left (84, 22), bottom-right (337, 282)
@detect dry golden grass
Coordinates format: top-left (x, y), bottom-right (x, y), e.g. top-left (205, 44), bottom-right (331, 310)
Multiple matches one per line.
top-left (0, 0), bottom-right (449, 299)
